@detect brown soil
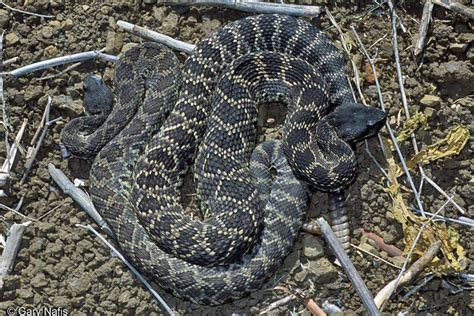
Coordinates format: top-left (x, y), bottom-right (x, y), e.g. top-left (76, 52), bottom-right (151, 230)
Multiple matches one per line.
top-left (0, 1), bottom-right (472, 315)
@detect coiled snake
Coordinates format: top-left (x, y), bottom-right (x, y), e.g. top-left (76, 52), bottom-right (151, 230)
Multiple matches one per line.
top-left (61, 14), bottom-right (385, 305)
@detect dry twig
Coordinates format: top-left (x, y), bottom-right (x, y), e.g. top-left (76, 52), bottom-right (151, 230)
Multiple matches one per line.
top-left (0, 119), bottom-right (28, 195)
top-left (160, 0), bottom-right (321, 17)
top-left (76, 224), bottom-right (176, 316)
top-left (317, 217), bottom-right (380, 316)
top-left (414, 0), bottom-right (434, 57)
top-left (48, 163), bottom-right (113, 237)
top-left (20, 97), bottom-right (60, 184)
top-left (432, 0), bottom-right (474, 20)
top-left (0, 1), bottom-right (53, 18)
top-left (0, 221), bottom-right (30, 289)
top-left (117, 21), bottom-right (195, 54)
top-left (374, 240), bottom-right (442, 308)
top-left (10, 51), bottom-right (118, 77)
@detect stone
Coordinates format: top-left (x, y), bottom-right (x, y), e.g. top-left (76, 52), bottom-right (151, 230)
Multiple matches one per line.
top-left (308, 257), bottom-right (338, 284)
top-left (105, 31), bottom-right (124, 54)
top-left (118, 290), bottom-right (131, 304)
top-left (449, 43), bottom-right (468, 53)
top-left (31, 273), bottom-right (48, 288)
top-left (44, 45), bottom-right (59, 57)
top-left (24, 85), bottom-right (43, 102)
top-left (302, 234), bottom-right (324, 259)
top-left (41, 26), bottom-right (54, 39)
top-left (420, 95), bottom-right (441, 107)
top-left (160, 12), bottom-right (179, 36)
top-left (68, 275), bottom-right (91, 296)
top-left (459, 33), bottom-right (474, 43)
top-left (5, 33), bottom-right (19, 46)
top-left (0, 9), bottom-right (9, 28)
top-left (282, 250), bottom-right (300, 272)
top-left (62, 18), bottom-right (74, 31)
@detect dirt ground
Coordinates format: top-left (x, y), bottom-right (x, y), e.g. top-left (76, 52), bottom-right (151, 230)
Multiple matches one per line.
top-left (0, 0), bottom-right (472, 315)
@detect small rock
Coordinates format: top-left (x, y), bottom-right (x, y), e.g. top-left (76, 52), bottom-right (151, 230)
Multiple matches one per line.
top-left (459, 33), bottom-right (474, 43)
top-left (17, 288), bottom-right (34, 299)
top-left (24, 85), bottom-right (43, 102)
top-left (266, 118), bottom-right (276, 125)
top-left (0, 9), bottom-right (9, 28)
top-left (423, 106), bottom-right (435, 117)
top-left (62, 18), bottom-right (74, 31)
top-left (44, 45), bottom-right (59, 57)
top-left (302, 234), bottom-right (324, 259)
top-left (420, 94), bottom-right (441, 107)
top-left (5, 33), bottom-right (19, 46)
top-left (105, 31), bottom-right (124, 54)
top-left (160, 12), bottom-right (180, 35)
top-left (68, 275), bottom-right (91, 296)
top-left (40, 26), bottom-right (54, 39)
top-left (118, 290), bottom-right (131, 304)
top-left (82, 5), bottom-right (90, 11)
top-left (2, 275), bottom-right (21, 291)
top-left (449, 43), bottom-right (468, 53)
top-left (283, 250), bottom-right (300, 272)
top-left (308, 257), bottom-right (338, 284)
top-left (31, 273), bottom-right (48, 288)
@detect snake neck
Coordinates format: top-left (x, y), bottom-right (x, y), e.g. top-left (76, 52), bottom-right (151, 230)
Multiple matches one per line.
top-left (283, 110), bottom-right (357, 192)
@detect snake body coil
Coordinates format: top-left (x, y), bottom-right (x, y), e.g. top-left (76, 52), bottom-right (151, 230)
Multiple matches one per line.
top-left (62, 14), bottom-right (385, 305)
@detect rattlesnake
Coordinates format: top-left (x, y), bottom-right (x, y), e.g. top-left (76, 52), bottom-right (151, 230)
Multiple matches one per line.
top-left (61, 14), bottom-right (385, 305)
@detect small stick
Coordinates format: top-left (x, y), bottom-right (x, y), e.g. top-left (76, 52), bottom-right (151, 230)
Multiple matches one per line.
top-left (380, 197), bottom-right (452, 311)
top-left (0, 1), bottom-right (53, 19)
top-left (160, 0), bottom-right (321, 17)
top-left (0, 30), bottom-right (9, 160)
top-left (76, 224), bottom-right (176, 316)
top-left (10, 51), bottom-right (118, 78)
top-left (0, 119), bottom-right (27, 192)
top-left (37, 47), bottom-right (108, 82)
top-left (117, 21), bottom-right (195, 54)
top-left (414, 0), bottom-right (434, 57)
top-left (0, 221), bottom-right (30, 290)
top-left (0, 198), bottom-right (35, 222)
top-left (1, 57), bottom-right (19, 68)
top-left (432, 0), bottom-right (474, 21)
top-left (374, 240), bottom-right (442, 308)
top-left (412, 209), bottom-right (473, 228)
top-left (259, 294), bottom-right (296, 314)
top-left (20, 97), bottom-right (60, 184)
top-left (317, 217), bottom-right (380, 316)
top-left (351, 243), bottom-right (402, 269)
top-left (48, 163), bottom-right (114, 238)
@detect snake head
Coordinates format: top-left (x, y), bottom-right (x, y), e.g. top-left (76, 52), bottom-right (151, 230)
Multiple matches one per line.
top-left (83, 74), bottom-right (114, 116)
top-left (326, 103), bottom-right (386, 143)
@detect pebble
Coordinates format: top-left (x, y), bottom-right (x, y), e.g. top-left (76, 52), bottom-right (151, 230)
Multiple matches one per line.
top-left (105, 31), bottom-right (124, 54)
top-left (40, 26), bottom-right (54, 39)
top-left (31, 273), bottom-right (48, 288)
top-left (420, 94), bottom-right (441, 107)
top-left (44, 45), bottom-right (59, 57)
top-left (308, 257), bottom-right (338, 284)
top-left (161, 12), bottom-right (180, 35)
top-left (302, 234), bottom-right (324, 259)
top-left (449, 43), bottom-right (468, 53)
top-left (62, 18), bottom-right (74, 31)
top-left (0, 9), bottom-right (9, 28)
top-left (5, 32), bottom-right (19, 46)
